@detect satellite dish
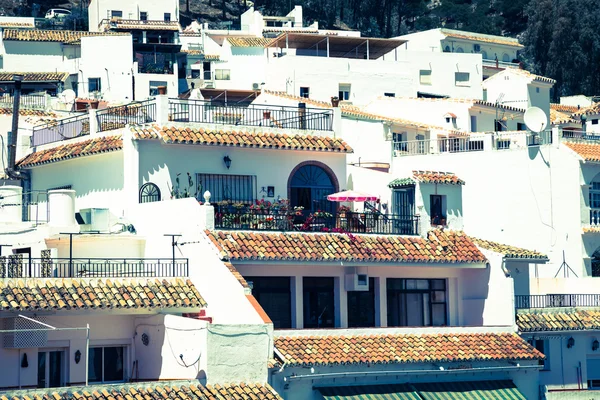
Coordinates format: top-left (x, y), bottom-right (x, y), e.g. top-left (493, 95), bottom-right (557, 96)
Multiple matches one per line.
top-left (524, 106), bottom-right (548, 133)
top-left (60, 89), bottom-right (76, 104)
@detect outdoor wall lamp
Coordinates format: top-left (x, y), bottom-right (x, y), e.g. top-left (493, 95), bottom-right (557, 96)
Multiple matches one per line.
top-left (567, 337), bottom-right (575, 348)
top-left (74, 350), bottom-right (81, 364)
top-left (593, 339), bottom-right (599, 351)
top-left (223, 155), bottom-right (232, 169)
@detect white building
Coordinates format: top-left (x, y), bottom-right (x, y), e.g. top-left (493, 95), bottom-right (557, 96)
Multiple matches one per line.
top-left (88, 0), bottom-right (179, 32)
top-left (396, 28), bottom-right (524, 80)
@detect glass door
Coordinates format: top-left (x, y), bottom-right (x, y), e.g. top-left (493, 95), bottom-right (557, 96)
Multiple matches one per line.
top-left (38, 350), bottom-right (64, 388)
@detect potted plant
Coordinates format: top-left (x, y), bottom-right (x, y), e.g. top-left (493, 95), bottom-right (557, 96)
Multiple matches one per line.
top-left (331, 96), bottom-right (340, 107)
top-left (263, 110), bottom-right (271, 119)
top-left (338, 205), bottom-right (351, 217)
top-left (240, 214), bottom-right (251, 229)
top-left (157, 86), bottom-right (167, 95)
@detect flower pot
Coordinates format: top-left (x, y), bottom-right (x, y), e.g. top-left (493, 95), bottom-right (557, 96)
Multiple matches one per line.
top-left (263, 111), bottom-right (271, 119)
top-left (157, 86), bottom-right (167, 95)
top-left (331, 99), bottom-right (340, 107)
top-left (89, 100), bottom-right (99, 109)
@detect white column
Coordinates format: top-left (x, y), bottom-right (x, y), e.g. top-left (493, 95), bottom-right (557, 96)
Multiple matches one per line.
top-left (292, 276), bottom-right (303, 328)
top-left (155, 94), bottom-right (170, 126)
top-left (122, 127), bottom-right (139, 216)
top-left (336, 276), bottom-right (347, 328)
top-left (88, 108), bottom-right (98, 137)
top-left (332, 107), bottom-right (342, 136)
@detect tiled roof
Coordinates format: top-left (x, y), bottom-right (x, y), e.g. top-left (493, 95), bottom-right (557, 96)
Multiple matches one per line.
top-left (550, 108), bottom-right (576, 124)
top-left (389, 171), bottom-right (464, 187)
top-left (274, 331), bottom-right (543, 366)
top-left (0, 278), bottom-right (206, 312)
top-left (182, 50), bottom-right (220, 60)
top-left (573, 102), bottom-right (600, 116)
top-left (102, 19), bottom-right (181, 31)
top-left (470, 237), bottom-right (548, 260)
top-left (205, 229), bottom-right (487, 264)
top-left (375, 96), bottom-right (527, 113)
top-left (507, 68), bottom-right (556, 85)
top-left (412, 171), bottom-right (464, 185)
top-left (440, 28), bottom-right (524, 48)
top-left (227, 37), bottom-right (272, 47)
top-left (0, 72), bottom-right (69, 83)
top-left (551, 103), bottom-right (580, 113)
top-left (563, 141), bottom-right (600, 163)
top-left (224, 261), bottom-right (249, 289)
top-left (517, 309), bottom-right (600, 332)
top-left (131, 125), bottom-right (352, 153)
top-left (263, 27), bottom-right (319, 33)
top-left (0, 380), bottom-right (282, 400)
top-left (0, 108), bottom-right (56, 118)
top-left (262, 90), bottom-right (332, 108)
top-left (0, 22), bottom-right (35, 28)
top-left (18, 135), bottom-right (123, 168)
top-left (2, 29), bottom-right (128, 44)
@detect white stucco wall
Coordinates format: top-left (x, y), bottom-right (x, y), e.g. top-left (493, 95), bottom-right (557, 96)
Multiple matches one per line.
top-left (134, 71), bottom-right (177, 100)
top-left (1, 42), bottom-right (80, 75)
top-left (80, 35), bottom-right (134, 102)
top-left (28, 151), bottom-right (126, 217)
top-left (264, 55), bottom-right (416, 104)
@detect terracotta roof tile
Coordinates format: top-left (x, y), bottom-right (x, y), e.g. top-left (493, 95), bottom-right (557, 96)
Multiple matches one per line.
top-left (471, 237), bottom-right (548, 260)
top-left (375, 95), bottom-right (527, 113)
top-left (131, 125), bottom-right (352, 153)
top-left (550, 109), bottom-right (576, 124)
top-left (440, 28), bottom-right (523, 48)
top-left (0, 21), bottom-right (35, 28)
top-left (0, 72), bottom-right (69, 83)
top-left (573, 102), bottom-right (600, 116)
top-left (205, 229), bottom-right (487, 264)
top-left (262, 90), bottom-right (332, 108)
top-left (101, 19), bottom-right (180, 31)
top-left (227, 37), bottom-right (272, 47)
top-left (389, 171), bottom-right (464, 187)
top-left (2, 29), bottom-right (128, 44)
top-left (564, 141), bottom-right (600, 163)
top-left (18, 135), bottom-right (122, 168)
top-left (1, 381), bottom-right (281, 400)
top-left (0, 278), bottom-right (206, 312)
top-left (263, 27), bottom-right (319, 33)
top-left (224, 261), bottom-right (249, 288)
top-left (551, 103), bottom-right (580, 113)
top-left (517, 309), bottom-right (600, 332)
top-left (0, 108), bottom-right (56, 118)
top-left (274, 331), bottom-right (543, 366)
top-left (182, 50), bottom-right (220, 60)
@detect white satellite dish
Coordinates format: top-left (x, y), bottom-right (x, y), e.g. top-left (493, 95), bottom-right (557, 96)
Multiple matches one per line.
top-left (60, 89), bottom-right (76, 104)
top-left (524, 106), bottom-right (548, 133)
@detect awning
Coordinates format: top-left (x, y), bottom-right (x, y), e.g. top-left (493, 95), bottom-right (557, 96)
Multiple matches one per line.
top-left (316, 381), bottom-right (525, 400)
top-left (317, 384), bottom-right (420, 400)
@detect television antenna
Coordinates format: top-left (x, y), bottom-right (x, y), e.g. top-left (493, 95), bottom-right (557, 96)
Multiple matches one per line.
top-left (554, 250), bottom-right (578, 278)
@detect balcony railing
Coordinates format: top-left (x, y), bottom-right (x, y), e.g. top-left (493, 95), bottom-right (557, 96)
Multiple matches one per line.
top-left (0, 257), bottom-right (189, 278)
top-left (562, 130), bottom-right (600, 141)
top-left (0, 93), bottom-right (46, 110)
top-left (96, 100), bottom-right (156, 132)
top-left (393, 131), bottom-right (552, 157)
top-left (482, 59), bottom-right (521, 69)
top-left (214, 208), bottom-right (419, 235)
top-left (138, 63), bottom-right (174, 74)
top-left (31, 113), bottom-right (90, 147)
top-left (169, 99), bottom-right (333, 131)
top-left (515, 294), bottom-right (600, 309)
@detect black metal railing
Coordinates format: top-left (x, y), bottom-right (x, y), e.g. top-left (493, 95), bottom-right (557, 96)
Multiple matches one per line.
top-left (562, 130), bottom-right (600, 141)
top-left (0, 257), bottom-right (189, 278)
top-left (31, 114), bottom-right (89, 147)
top-left (214, 209), bottom-right (419, 235)
top-left (96, 100), bottom-right (156, 132)
top-left (0, 93), bottom-right (46, 110)
top-left (169, 99), bottom-right (333, 131)
top-left (515, 294), bottom-right (600, 309)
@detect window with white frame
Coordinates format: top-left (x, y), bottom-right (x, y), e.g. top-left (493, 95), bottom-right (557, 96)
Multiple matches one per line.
top-left (88, 78), bottom-right (101, 93)
top-left (110, 10), bottom-right (122, 18)
top-left (455, 72), bottom-right (470, 87)
top-left (338, 84), bottom-right (351, 101)
top-left (140, 11), bottom-right (148, 21)
top-left (88, 346), bottom-right (125, 383)
top-left (215, 69), bottom-right (231, 80)
top-left (419, 70), bottom-right (432, 85)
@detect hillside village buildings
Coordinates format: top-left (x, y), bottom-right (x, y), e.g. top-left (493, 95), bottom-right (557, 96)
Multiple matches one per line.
top-left (2, 1), bottom-right (600, 400)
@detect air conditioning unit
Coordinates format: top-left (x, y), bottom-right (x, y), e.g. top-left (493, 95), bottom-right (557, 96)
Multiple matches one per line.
top-left (204, 81), bottom-right (215, 89)
top-left (76, 208), bottom-right (110, 233)
top-left (473, 44), bottom-right (481, 52)
top-left (345, 267), bottom-right (369, 291)
top-left (252, 82), bottom-right (261, 90)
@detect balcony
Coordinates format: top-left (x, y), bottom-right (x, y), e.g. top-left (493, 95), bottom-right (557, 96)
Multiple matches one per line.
top-left (562, 130), bottom-right (600, 141)
top-left (0, 257), bottom-right (189, 278)
top-left (0, 93), bottom-right (47, 110)
top-left (515, 294), bottom-right (600, 309)
top-left (482, 59), bottom-right (521, 70)
top-left (214, 206), bottom-right (419, 235)
top-left (169, 99), bottom-right (333, 131)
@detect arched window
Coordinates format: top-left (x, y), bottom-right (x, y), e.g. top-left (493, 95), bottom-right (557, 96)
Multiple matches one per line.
top-left (139, 182), bottom-right (161, 203)
top-left (443, 45), bottom-right (451, 53)
top-left (502, 53), bottom-right (510, 62)
top-left (289, 164), bottom-right (336, 213)
top-left (456, 47), bottom-right (464, 53)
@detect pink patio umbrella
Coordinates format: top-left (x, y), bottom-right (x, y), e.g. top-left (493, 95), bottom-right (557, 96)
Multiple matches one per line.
top-left (327, 190), bottom-right (379, 202)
